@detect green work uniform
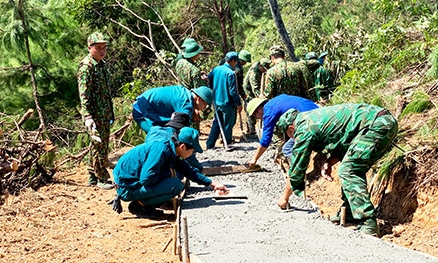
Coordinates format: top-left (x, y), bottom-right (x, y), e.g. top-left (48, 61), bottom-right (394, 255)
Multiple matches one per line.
top-left (287, 103), bottom-right (398, 220)
top-left (77, 53), bottom-right (114, 182)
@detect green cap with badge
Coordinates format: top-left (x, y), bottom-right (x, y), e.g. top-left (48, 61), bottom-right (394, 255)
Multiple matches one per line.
top-left (87, 32), bottom-right (108, 46)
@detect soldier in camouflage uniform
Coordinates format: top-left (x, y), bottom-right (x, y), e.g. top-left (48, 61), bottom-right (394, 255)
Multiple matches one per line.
top-left (242, 58), bottom-right (271, 133)
top-left (175, 41), bottom-right (207, 90)
top-left (235, 50), bottom-right (252, 99)
top-left (305, 52), bottom-right (335, 102)
top-left (276, 104), bottom-right (398, 236)
top-left (243, 58), bottom-right (271, 100)
top-left (77, 32), bottom-right (115, 190)
top-left (263, 46), bottom-right (316, 101)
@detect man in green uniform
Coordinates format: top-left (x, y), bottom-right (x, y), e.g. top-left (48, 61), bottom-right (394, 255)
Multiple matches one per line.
top-left (263, 46), bottom-right (316, 101)
top-left (305, 51), bottom-right (335, 102)
top-left (77, 32), bottom-right (115, 190)
top-left (243, 58), bottom-right (271, 101)
top-left (235, 50), bottom-right (252, 99)
top-left (276, 103), bottom-right (398, 236)
top-left (175, 41), bottom-right (207, 90)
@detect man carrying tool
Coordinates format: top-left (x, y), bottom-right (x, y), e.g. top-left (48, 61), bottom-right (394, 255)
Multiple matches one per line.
top-left (111, 127), bottom-right (227, 217)
top-left (77, 32), bottom-right (115, 190)
top-left (132, 85), bottom-right (213, 133)
top-left (276, 104), bottom-right (398, 236)
top-left (246, 94), bottom-right (318, 167)
top-left (206, 51), bottom-right (242, 149)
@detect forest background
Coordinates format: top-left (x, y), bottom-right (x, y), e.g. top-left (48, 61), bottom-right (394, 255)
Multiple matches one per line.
top-left (1, 0), bottom-right (438, 209)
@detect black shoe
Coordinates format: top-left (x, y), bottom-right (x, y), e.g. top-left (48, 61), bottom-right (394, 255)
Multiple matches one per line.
top-left (128, 201), bottom-right (164, 218)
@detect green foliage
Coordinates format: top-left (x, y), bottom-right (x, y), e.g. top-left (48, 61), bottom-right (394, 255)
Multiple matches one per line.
top-left (400, 91), bottom-right (433, 118)
top-left (427, 44), bottom-right (438, 78)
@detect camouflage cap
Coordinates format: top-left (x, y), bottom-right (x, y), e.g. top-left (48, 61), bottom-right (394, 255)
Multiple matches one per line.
top-left (277, 109), bottom-right (299, 135)
top-left (259, 58), bottom-right (271, 69)
top-left (269, 45), bottom-right (285, 56)
top-left (87, 32), bottom-right (108, 46)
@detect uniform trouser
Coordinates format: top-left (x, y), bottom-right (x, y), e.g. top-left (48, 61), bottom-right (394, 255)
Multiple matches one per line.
top-left (337, 113), bottom-right (398, 220)
top-left (282, 138), bottom-right (295, 158)
top-left (116, 177), bottom-right (184, 206)
top-left (132, 109), bottom-right (153, 133)
top-left (206, 105), bottom-right (236, 149)
top-left (89, 122), bottom-right (111, 181)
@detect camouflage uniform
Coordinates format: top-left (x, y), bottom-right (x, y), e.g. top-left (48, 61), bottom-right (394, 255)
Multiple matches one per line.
top-left (234, 63), bottom-right (246, 98)
top-left (243, 61), bottom-right (264, 100)
top-left (314, 66), bottom-right (335, 101)
top-left (278, 104), bottom-right (398, 221)
top-left (78, 53), bottom-right (114, 182)
top-left (264, 60), bottom-right (315, 100)
top-left (175, 58), bottom-right (206, 90)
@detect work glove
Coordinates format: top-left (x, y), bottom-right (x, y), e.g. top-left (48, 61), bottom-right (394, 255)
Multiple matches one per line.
top-left (107, 194), bottom-right (123, 214)
top-left (84, 116), bottom-right (96, 131)
top-left (110, 119), bottom-right (114, 125)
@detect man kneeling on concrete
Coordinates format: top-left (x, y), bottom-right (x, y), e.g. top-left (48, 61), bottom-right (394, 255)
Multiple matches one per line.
top-left (111, 127), bottom-right (227, 217)
top-left (276, 104), bottom-right (398, 236)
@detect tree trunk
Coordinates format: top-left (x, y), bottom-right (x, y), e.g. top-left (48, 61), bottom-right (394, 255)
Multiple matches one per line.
top-left (212, 0), bottom-right (229, 54)
top-left (226, 5), bottom-right (235, 51)
top-left (17, 0), bottom-right (46, 137)
top-left (268, 0), bottom-right (298, 62)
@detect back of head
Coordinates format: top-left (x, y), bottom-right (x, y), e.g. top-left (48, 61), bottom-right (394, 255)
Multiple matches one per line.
top-left (178, 127), bottom-right (203, 153)
top-left (259, 58), bottom-right (271, 69)
top-left (269, 45), bottom-right (285, 57)
top-left (277, 109), bottom-right (299, 135)
top-left (192, 86), bottom-right (213, 105)
top-left (238, 50), bottom-right (252, 63)
top-left (247, 98), bottom-right (268, 116)
top-left (166, 112), bottom-right (190, 130)
top-left (225, 51), bottom-right (239, 62)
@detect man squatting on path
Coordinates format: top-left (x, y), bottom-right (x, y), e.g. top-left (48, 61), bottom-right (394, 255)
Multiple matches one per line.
top-left (276, 103), bottom-right (398, 236)
top-left (110, 127), bottom-right (227, 217)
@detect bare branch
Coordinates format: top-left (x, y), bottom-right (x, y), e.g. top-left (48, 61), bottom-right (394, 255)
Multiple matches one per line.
top-left (141, 1), bottom-right (181, 53)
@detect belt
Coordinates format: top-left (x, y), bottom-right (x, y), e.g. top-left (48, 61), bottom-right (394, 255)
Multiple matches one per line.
top-left (377, 109), bottom-right (389, 117)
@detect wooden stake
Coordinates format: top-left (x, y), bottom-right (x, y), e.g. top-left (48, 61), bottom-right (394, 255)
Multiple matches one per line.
top-left (340, 206), bottom-right (346, 226)
top-left (162, 237), bottom-right (172, 252)
top-left (172, 224), bottom-right (178, 255)
top-left (182, 216), bottom-right (190, 263)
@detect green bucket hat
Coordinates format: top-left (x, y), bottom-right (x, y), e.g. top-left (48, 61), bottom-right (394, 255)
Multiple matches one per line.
top-left (277, 109), bottom-right (299, 135)
top-left (178, 127), bottom-right (203, 153)
top-left (305, 52), bottom-right (317, 60)
top-left (238, 50), bottom-right (252, 63)
top-left (269, 45), bottom-right (285, 56)
top-left (87, 32), bottom-right (108, 46)
top-left (247, 98), bottom-right (267, 116)
top-left (192, 86), bottom-right (213, 105)
top-left (183, 42), bottom-right (203, 58)
top-left (181, 38), bottom-right (197, 48)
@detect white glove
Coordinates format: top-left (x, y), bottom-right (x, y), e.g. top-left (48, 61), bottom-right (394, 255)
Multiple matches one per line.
top-left (84, 117), bottom-right (96, 131)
